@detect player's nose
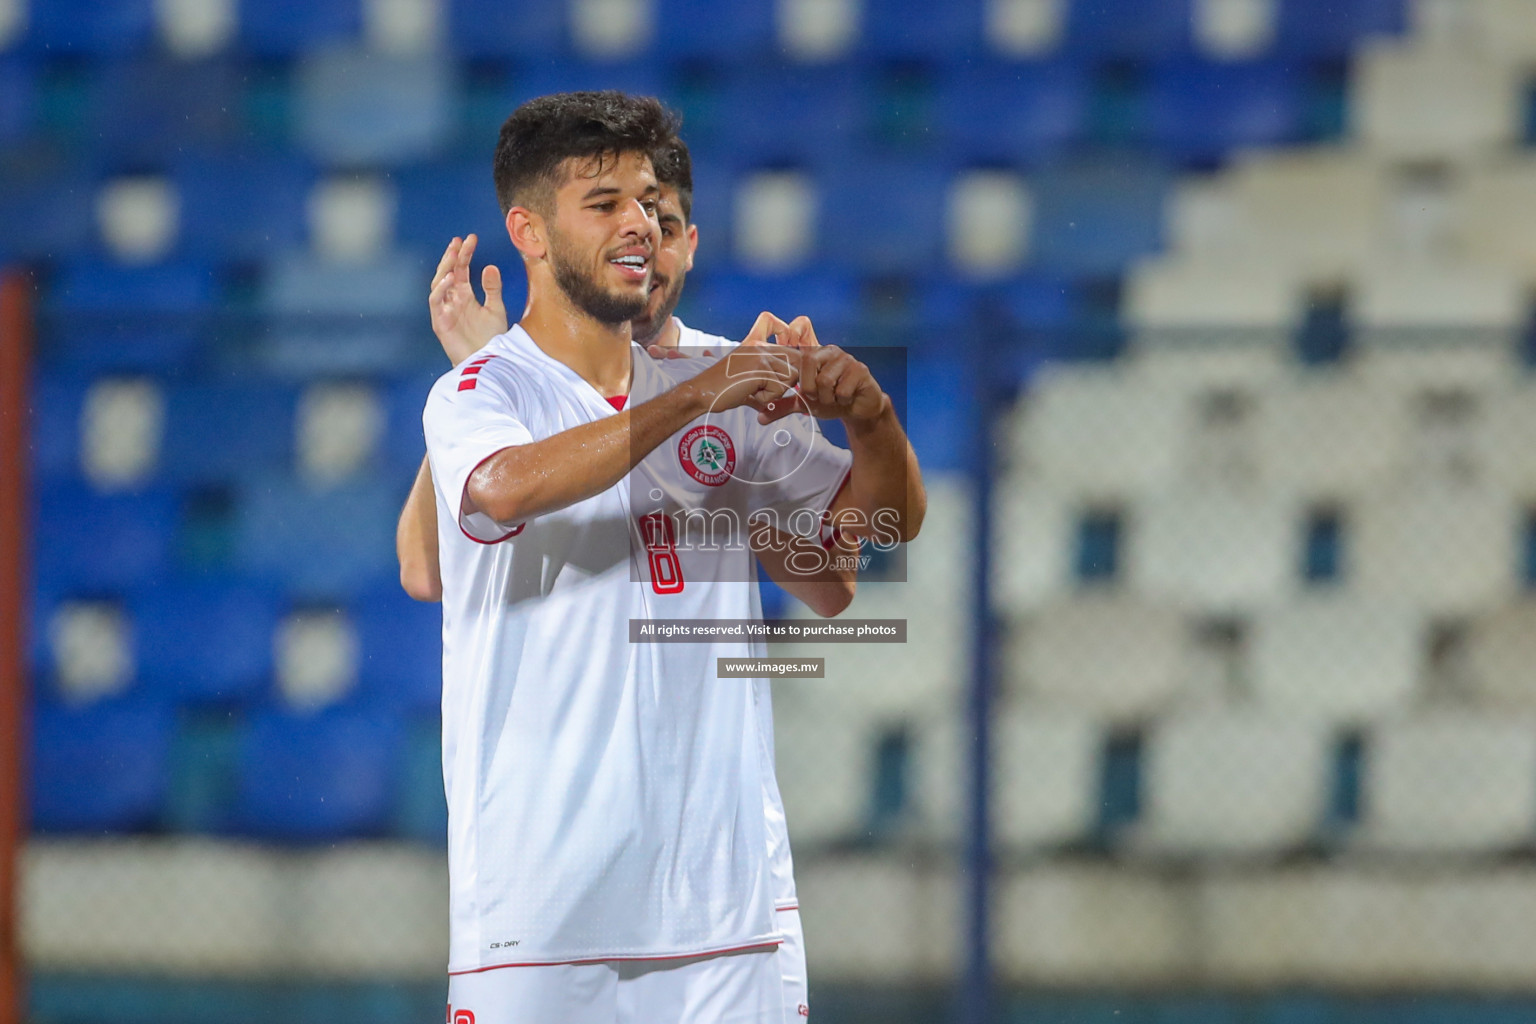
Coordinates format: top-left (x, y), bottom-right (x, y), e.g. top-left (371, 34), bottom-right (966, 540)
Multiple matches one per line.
top-left (617, 198), bottom-right (655, 243)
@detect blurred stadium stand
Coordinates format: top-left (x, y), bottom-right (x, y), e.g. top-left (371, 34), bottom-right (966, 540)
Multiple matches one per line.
top-left (15, 0), bottom-right (1536, 1021)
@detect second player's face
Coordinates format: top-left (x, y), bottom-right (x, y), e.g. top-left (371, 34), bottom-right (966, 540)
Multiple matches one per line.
top-left (546, 149), bottom-right (660, 327)
top-left (631, 188), bottom-right (696, 344)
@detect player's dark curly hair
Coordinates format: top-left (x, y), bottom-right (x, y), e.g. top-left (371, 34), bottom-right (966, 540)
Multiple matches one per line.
top-left (650, 135), bottom-right (694, 222)
top-left (493, 91), bottom-right (682, 217)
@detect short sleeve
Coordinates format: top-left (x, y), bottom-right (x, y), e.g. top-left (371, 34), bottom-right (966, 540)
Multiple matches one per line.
top-left (423, 357), bottom-right (535, 543)
top-left (744, 411), bottom-right (853, 540)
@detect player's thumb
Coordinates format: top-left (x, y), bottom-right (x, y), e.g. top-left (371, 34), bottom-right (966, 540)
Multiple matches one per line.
top-left (482, 264), bottom-right (506, 316)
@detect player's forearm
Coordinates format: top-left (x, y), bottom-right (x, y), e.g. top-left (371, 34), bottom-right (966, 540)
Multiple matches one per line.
top-left (754, 532), bottom-right (857, 618)
top-left (466, 383), bottom-right (712, 525)
top-left (397, 456), bottom-right (444, 602)
top-left (841, 399), bottom-right (925, 543)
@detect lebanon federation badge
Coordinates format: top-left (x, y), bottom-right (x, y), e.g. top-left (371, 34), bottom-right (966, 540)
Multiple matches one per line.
top-left (678, 425), bottom-right (736, 486)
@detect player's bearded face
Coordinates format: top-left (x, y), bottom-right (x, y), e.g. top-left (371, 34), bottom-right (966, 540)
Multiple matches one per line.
top-left (631, 191), bottom-right (690, 345)
top-left (546, 221), bottom-right (650, 327)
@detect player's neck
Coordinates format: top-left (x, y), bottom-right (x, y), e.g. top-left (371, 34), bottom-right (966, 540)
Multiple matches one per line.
top-left (643, 316), bottom-right (681, 351)
top-left (521, 287), bottom-right (634, 398)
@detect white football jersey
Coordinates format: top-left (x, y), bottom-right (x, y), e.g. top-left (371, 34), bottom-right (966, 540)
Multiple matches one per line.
top-left (423, 324), bottom-right (849, 973)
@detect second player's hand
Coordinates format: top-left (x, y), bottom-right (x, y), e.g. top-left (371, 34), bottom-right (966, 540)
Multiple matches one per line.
top-left (429, 234), bottom-right (509, 366)
top-left (679, 345), bottom-right (800, 417)
top-left (759, 345), bottom-right (887, 425)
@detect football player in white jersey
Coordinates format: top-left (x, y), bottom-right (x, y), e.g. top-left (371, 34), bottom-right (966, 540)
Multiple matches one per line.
top-left (417, 91), bottom-right (924, 1024)
top-left (398, 133), bottom-right (833, 1021)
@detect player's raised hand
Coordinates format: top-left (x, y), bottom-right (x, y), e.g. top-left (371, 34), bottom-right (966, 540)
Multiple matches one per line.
top-left (429, 234), bottom-right (509, 366)
top-left (759, 345), bottom-right (887, 425)
top-left (682, 345), bottom-right (801, 416)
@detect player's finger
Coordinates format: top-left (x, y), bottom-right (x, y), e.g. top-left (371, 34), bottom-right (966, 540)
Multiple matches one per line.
top-left (481, 262), bottom-right (505, 316)
top-left (815, 352), bottom-right (849, 408)
top-left (431, 237), bottom-right (461, 292)
top-left (757, 391), bottom-right (811, 424)
top-left (459, 233), bottom-right (478, 274)
top-left (646, 343), bottom-right (667, 359)
top-left (786, 315), bottom-right (821, 349)
top-left (834, 360), bottom-right (867, 405)
top-left (741, 310), bottom-right (793, 347)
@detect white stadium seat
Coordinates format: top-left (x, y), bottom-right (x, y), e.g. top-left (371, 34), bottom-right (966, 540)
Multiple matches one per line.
top-left (1465, 602), bottom-right (1536, 712)
top-left (1350, 260), bottom-right (1524, 388)
top-left (1124, 256), bottom-right (1301, 334)
top-left (1132, 712), bottom-right (1334, 856)
top-left (772, 679), bottom-right (877, 846)
top-left (1357, 712), bottom-right (1536, 854)
top-left (1450, 158), bottom-right (1536, 283)
top-left (991, 483), bottom-right (1076, 615)
top-left (1013, 365), bottom-right (1185, 501)
top-left (910, 707), bottom-right (1100, 851)
top-left (1351, 39), bottom-right (1523, 161)
top-left (1351, 482), bottom-right (1518, 617)
top-left (1479, 383), bottom-right (1536, 496)
top-left (1128, 483), bottom-right (1299, 613)
top-left (1253, 379), bottom-right (1409, 499)
top-left (1249, 597), bottom-right (1423, 723)
top-left (1004, 594), bottom-right (1189, 724)
top-left (1230, 150), bottom-right (1387, 280)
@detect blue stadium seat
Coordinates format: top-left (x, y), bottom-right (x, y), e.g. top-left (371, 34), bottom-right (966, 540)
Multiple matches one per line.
top-left (905, 355), bottom-right (972, 472)
top-left (394, 716), bottom-right (447, 844)
top-left (31, 699), bottom-right (174, 833)
top-left (0, 58), bottom-right (36, 143)
top-left (653, 0), bottom-right (776, 63)
top-left (680, 271), bottom-right (862, 343)
top-left (1144, 59), bottom-right (1305, 162)
top-left (34, 484), bottom-right (180, 594)
top-left (296, 51), bottom-right (454, 166)
top-left (175, 154), bottom-right (316, 262)
top-left (1275, 0), bottom-right (1406, 59)
top-left (233, 476), bottom-right (401, 601)
top-left (22, 0), bottom-right (154, 54)
top-left (84, 58), bottom-right (245, 164)
top-left (713, 65), bottom-right (863, 168)
top-left (354, 588), bottom-right (443, 713)
top-left (858, 0), bottom-right (986, 61)
top-left (133, 582), bottom-right (282, 705)
top-left (165, 711), bottom-right (242, 834)
top-left (259, 254), bottom-right (430, 375)
top-left (394, 161), bottom-right (510, 255)
top-left (1028, 158), bottom-right (1171, 275)
top-left (0, 171), bottom-right (96, 264)
top-left (238, 0), bottom-right (362, 56)
top-left (235, 707), bottom-right (404, 840)
top-left (1001, 273), bottom-right (1081, 332)
top-left (818, 159), bottom-right (952, 274)
top-left (1064, 0), bottom-right (1194, 60)
top-left (43, 262), bottom-right (217, 372)
top-left (937, 62), bottom-right (1089, 166)
top-left (158, 383), bottom-right (297, 485)
top-left (447, 0), bottom-right (568, 61)
top-left (381, 369), bottom-right (442, 474)
top-left (511, 60), bottom-right (668, 108)
top-left (31, 376), bottom-right (85, 483)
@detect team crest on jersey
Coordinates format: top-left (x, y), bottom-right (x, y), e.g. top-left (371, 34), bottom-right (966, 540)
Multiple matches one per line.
top-left (678, 425), bottom-right (736, 486)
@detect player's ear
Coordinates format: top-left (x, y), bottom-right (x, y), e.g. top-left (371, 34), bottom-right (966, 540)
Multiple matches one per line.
top-left (684, 223), bottom-right (698, 272)
top-left (508, 206), bottom-right (547, 261)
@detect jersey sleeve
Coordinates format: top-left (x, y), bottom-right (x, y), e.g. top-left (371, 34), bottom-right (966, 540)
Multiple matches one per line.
top-left (423, 357), bottom-right (535, 544)
top-left (743, 411), bottom-right (854, 541)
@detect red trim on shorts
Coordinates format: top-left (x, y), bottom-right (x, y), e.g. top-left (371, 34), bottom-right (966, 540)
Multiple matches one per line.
top-left (457, 449), bottom-right (525, 546)
top-left (447, 939), bottom-right (783, 976)
top-left (606, 395), bottom-right (627, 411)
top-left (776, 904), bottom-right (798, 912)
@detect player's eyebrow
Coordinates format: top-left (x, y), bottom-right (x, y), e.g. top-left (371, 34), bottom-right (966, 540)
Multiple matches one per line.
top-left (658, 212), bottom-right (683, 228)
top-left (581, 182), bottom-right (660, 201)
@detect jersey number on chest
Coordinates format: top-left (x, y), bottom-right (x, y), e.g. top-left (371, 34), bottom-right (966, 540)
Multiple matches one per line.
top-left (638, 512), bottom-right (685, 595)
